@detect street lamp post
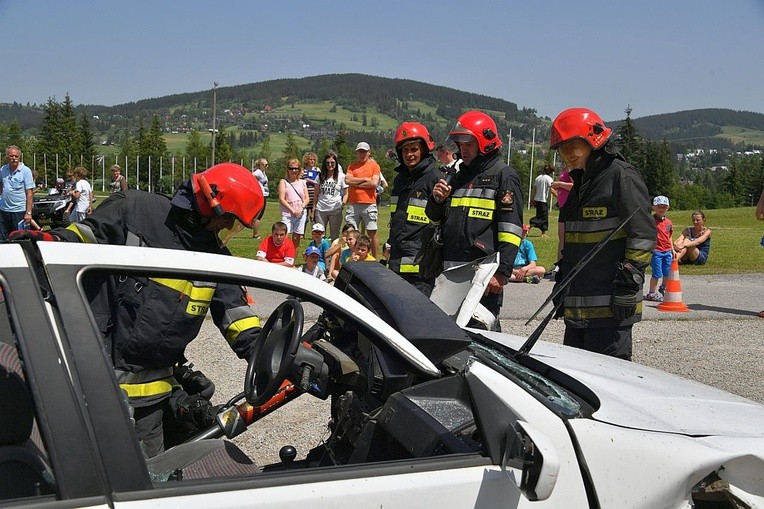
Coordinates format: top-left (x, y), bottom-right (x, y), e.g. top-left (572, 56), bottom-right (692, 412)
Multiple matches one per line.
top-left (211, 82), bottom-right (218, 166)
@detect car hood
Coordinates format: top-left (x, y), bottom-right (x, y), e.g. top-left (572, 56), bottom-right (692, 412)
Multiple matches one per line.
top-left (478, 331), bottom-right (764, 437)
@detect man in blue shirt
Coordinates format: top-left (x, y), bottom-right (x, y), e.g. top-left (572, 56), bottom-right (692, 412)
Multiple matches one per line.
top-left (0, 146), bottom-right (35, 240)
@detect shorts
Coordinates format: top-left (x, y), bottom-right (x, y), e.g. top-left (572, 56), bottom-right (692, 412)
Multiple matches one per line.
top-left (281, 209), bottom-right (307, 235)
top-left (650, 250), bottom-right (673, 278)
top-left (680, 252), bottom-right (707, 266)
top-left (344, 203), bottom-right (378, 231)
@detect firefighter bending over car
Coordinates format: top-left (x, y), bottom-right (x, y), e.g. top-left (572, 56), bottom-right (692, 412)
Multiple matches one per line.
top-left (426, 111), bottom-right (524, 330)
top-left (550, 108), bottom-right (655, 360)
top-left (11, 163), bottom-right (265, 457)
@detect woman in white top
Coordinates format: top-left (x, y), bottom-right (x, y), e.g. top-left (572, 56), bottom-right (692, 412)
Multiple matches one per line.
top-left (69, 166), bottom-right (92, 223)
top-left (278, 158), bottom-right (309, 248)
top-left (314, 152), bottom-right (347, 241)
top-left (251, 158), bottom-right (269, 238)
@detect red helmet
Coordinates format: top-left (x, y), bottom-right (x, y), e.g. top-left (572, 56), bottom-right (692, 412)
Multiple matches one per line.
top-left (448, 111), bottom-right (502, 154)
top-left (192, 163), bottom-right (264, 228)
top-left (394, 122), bottom-right (436, 151)
top-left (550, 108), bottom-right (612, 150)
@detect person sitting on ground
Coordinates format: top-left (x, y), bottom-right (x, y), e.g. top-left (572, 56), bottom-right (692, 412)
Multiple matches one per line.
top-left (349, 234), bottom-right (376, 262)
top-left (673, 209), bottom-right (711, 267)
top-left (307, 222), bottom-right (331, 274)
top-left (300, 245), bottom-right (327, 281)
top-left (508, 225), bottom-right (546, 284)
top-left (645, 196), bottom-right (675, 302)
top-left (256, 221), bottom-right (296, 267)
top-left (330, 229), bottom-right (359, 280)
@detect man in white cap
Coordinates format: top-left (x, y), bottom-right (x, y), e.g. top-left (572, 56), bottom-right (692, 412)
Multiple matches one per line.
top-left (344, 141), bottom-right (382, 258)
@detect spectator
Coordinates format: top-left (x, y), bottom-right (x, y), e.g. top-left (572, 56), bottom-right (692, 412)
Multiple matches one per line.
top-left (307, 222), bottom-right (331, 274)
top-left (109, 164), bottom-right (128, 194)
top-left (314, 152), bottom-right (347, 241)
top-left (69, 166), bottom-right (93, 223)
top-left (389, 121), bottom-right (441, 296)
top-left (427, 111), bottom-right (524, 329)
top-left (509, 225), bottom-right (546, 284)
top-left (645, 196), bottom-right (674, 302)
top-left (278, 159), bottom-right (309, 248)
top-left (256, 221), bottom-right (296, 267)
top-left (550, 107), bottom-right (655, 361)
top-left (0, 145), bottom-right (35, 240)
top-left (436, 142), bottom-right (458, 171)
top-left (330, 229), bottom-right (360, 280)
top-left (529, 164), bottom-right (554, 237)
top-left (349, 234), bottom-right (376, 262)
top-left (344, 142), bottom-right (381, 259)
top-left (674, 210), bottom-right (711, 266)
top-left (300, 245), bottom-right (327, 281)
top-left (251, 158), bottom-right (269, 239)
top-left (376, 171), bottom-right (388, 207)
top-left (302, 152), bottom-right (320, 222)
top-left (327, 224), bottom-right (355, 281)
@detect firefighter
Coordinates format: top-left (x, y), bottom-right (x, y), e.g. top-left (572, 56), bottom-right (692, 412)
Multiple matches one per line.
top-left (427, 111), bottom-right (524, 327)
top-left (550, 107), bottom-right (655, 360)
top-left (11, 163), bottom-right (265, 456)
top-left (388, 122), bottom-right (442, 296)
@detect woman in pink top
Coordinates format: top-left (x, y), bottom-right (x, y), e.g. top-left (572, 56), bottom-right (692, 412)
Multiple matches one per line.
top-left (278, 158), bottom-right (309, 248)
top-left (551, 166), bottom-right (573, 208)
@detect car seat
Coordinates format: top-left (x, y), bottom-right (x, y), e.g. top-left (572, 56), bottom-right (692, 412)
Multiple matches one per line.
top-left (0, 343), bottom-right (56, 500)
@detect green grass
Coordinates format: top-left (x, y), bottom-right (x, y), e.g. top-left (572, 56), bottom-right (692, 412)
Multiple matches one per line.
top-left (226, 203), bottom-right (764, 274)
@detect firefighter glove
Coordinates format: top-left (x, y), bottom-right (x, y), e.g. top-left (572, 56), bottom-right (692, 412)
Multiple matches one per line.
top-left (174, 392), bottom-right (219, 430)
top-left (174, 364), bottom-right (216, 400)
top-left (611, 261), bottom-right (644, 322)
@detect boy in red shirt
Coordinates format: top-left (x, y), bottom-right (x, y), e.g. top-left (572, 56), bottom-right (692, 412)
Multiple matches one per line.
top-left (645, 196), bottom-right (674, 301)
top-left (256, 221), bottom-right (296, 267)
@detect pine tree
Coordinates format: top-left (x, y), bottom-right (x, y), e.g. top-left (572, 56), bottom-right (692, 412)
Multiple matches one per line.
top-left (282, 132), bottom-right (300, 162)
top-left (615, 105), bottom-right (643, 164)
top-left (185, 130), bottom-right (209, 171)
top-left (258, 136), bottom-right (272, 162)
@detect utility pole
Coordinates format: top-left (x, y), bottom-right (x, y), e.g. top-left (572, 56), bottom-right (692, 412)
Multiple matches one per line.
top-left (211, 82), bottom-right (219, 166)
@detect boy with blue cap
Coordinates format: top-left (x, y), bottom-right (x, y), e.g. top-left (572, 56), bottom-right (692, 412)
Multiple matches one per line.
top-left (645, 195), bottom-right (674, 301)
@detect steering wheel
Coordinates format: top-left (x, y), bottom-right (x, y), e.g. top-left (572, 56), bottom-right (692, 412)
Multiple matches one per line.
top-left (244, 298), bottom-right (304, 406)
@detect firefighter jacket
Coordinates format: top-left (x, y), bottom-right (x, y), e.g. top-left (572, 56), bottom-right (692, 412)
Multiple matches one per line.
top-left (558, 149), bottom-right (656, 329)
top-left (425, 152), bottom-right (524, 277)
top-left (54, 186), bottom-right (262, 405)
top-left (388, 155), bottom-right (441, 275)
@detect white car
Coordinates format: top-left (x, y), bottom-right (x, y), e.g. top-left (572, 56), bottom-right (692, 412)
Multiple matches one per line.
top-left (1, 241), bottom-right (762, 508)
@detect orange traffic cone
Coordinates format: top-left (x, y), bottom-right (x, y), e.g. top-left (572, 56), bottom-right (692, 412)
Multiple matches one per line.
top-left (657, 258), bottom-right (689, 312)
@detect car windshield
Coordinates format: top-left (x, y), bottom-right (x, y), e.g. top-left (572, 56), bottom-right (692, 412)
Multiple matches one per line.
top-left (468, 339), bottom-right (583, 418)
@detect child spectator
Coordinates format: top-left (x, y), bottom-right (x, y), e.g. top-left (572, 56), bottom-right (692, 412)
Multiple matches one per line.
top-left (330, 229), bottom-right (359, 280)
top-left (674, 210), bottom-right (711, 265)
top-left (300, 245), bottom-right (327, 281)
top-left (350, 234), bottom-right (376, 262)
top-left (256, 221), bottom-right (296, 267)
top-left (509, 225), bottom-right (546, 284)
top-left (645, 196), bottom-right (674, 301)
top-left (327, 224), bottom-right (355, 281)
top-left (307, 223), bottom-right (331, 274)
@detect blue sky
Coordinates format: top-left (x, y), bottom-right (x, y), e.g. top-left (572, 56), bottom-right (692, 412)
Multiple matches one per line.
top-left (2, 0), bottom-right (762, 122)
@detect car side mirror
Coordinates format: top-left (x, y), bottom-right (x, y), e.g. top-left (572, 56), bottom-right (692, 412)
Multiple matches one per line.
top-left (501, 420), bottom-right (560, 501)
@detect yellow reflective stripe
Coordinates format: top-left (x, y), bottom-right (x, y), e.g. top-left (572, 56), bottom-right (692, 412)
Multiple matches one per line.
top-left (498, 232), bottom-right (522, 246)
top-left (625, 249), bottom-right (652, 264)
top-left (225, 315), bottom-right (262, 345)
top-left (119, 377), bottom-right (178, 398)
top-left (406, 205), bottom-right (429, 224)
top-left (399, 264), bottom-right (419, 273)
top-left (390, 203), bottom-right (397, 213)
top-left (451, 197), bottom-right (495, 210)
top-left (565, 229), bottom-right (627, 244)
top-left (564, 302), bottom-right (643, 320)
top-left (66, 223), bottom-right (95, 243)
top-left (150, 278), bottom-right (216, 301)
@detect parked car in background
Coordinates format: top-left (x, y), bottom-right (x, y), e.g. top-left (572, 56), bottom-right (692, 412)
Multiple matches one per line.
top-left (1, 241), bottom-right (762, 508)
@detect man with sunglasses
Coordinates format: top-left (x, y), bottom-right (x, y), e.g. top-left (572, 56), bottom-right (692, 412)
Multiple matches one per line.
top-left (0, 146), bottom-right (35, 240)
